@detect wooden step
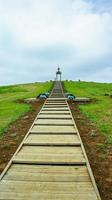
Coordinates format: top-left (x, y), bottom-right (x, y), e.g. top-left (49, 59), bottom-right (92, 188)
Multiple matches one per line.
top-left (45, 103), bottom-right (67, 105)
top-left (4, 164), bottom-right (90, 182)
top-left (37, 114), bottom-right (72, 119)
top-left (34, 119), bottom-right (74, 125)
top-left (0, 181), bottom-right (98, 200)
top-left (42, 108), bottom-right (69, 111)
top-left (13, 146), bottom-right (86, 165)
top-left (48, 98), bottom-right (67, 100)
top-left (46, 101), bottom-right (66, 104)
top-left (40, 111), bottom-right (70, 114)
top-left (24, 134), bottom-right (80, 146)
top-left (43, 105), bottom-right (68, 108)
top-left (30, 125), bottom-right (77, 134)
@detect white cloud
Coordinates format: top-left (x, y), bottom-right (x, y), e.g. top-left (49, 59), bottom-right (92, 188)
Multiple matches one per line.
top-left (0, 0), bottom-right (112, 84)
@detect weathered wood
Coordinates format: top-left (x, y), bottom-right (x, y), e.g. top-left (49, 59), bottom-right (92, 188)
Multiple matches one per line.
top-left (43, 105), bottom-right (68, 108)
top-left (46, 101), bottom-right (66, 104)
top-left (30, 125), bottom-right (77, 134)
top-left (44, 103), bottom-right (67, 105)
top-left (16, 146), bottom-right (84, 154)
top-left (45, 103), bottom-right (67, 105)
top-left (4, 164), bottom-right (90, 182)
top-left (0, 180), bottom-right (96, 191)
top-left (24, 134), bottom-right (80, 146)
top-left (48, 98), bottom-right (67, 100)
top-left (40, 111), bottom-right (71, 114)
top-left (13, 146), bottom-right (86, 164)
top-left (42, 108), bottom-right (69, 111)
top-left (0, 193), bottom-right (98, 200)
top-left (34, 119), bottom-right (74, 125)
top-left (37, 114), bottom-right (72, 119)
top-left (0, 181), bottom-right (98, 200)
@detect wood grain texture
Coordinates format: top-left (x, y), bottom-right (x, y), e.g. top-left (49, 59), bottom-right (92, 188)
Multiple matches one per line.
top-left (24, 134), bottom-right (80, 145)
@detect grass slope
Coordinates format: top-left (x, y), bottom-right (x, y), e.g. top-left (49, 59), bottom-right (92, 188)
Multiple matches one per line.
top-left (64, 81), bottom-right (112, 144)
top-left (0, 82), bottom-right (52, 136)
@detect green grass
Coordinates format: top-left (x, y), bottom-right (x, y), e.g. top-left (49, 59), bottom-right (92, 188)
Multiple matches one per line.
top-left (64, 81), bottom-right (112, 144)
top-left (0, 82), bottom-right (52, 136)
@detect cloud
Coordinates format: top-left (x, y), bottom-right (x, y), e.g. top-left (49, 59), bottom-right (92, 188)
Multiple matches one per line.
top-left (0, 0), bottom-right (112, 84)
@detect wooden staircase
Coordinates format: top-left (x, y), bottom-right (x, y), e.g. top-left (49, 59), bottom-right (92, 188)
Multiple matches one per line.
top-left (0, 81), bottom-right (101, 200)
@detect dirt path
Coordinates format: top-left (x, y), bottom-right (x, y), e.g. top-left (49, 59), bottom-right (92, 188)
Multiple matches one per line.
top-left (0, 100), bottom-right (44, 174)
top-left (68, 100), bottom-right (112, 200)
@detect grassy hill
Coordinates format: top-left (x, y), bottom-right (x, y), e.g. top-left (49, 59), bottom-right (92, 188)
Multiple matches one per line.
top-left (64, 81), bottom-right (112, 144)
top-left (0, 82), bottom-right (52, 136)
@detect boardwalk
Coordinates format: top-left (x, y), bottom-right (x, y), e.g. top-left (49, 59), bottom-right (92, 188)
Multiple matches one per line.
top-left (0, 81), bottom-right (101, 200)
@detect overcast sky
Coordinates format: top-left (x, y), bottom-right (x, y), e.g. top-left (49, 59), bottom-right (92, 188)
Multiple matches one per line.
top-left (0, 0), bottom-right (112, 85)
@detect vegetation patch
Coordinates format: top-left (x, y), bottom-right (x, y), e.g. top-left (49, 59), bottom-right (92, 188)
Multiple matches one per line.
top-left (0, 85), bottom-right (28, 94)
top-left (64, 81), bottom-right (112, 144)
top-left (0, 82), bottom-right (52, 136)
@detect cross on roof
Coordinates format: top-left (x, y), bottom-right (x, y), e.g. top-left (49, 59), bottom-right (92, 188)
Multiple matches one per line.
top-left (56, 66), bottom-right (61, 75)
top-left (55, 65), bottom-right (62, 81)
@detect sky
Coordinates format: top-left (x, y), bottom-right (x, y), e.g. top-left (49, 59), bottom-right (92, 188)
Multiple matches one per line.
top-left (0, 0), bottom-right (112, 85)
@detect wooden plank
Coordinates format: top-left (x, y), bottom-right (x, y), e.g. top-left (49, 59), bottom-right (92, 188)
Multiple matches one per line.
top-left (43, 105), bottom-right (68, 107)
top-left (4, 172), bottom-right (89, 182)
top-left (16, 146), bottom-right (84, 154)
top-left (0, 181), bottom-right (98, 200)
top-left (4, 164), bottom-right (90, 182)
top-left (24, 134), bottom-right (80, 146)
top-left (0, 192), bottom-right (98, 200)
top-left (44, 106), bottom-right (67, 108)
top-left (46, 101), bottom-right (66, 104)
top-left (0, 180), bottom-right (97, 191)
top-left (37, 114), bottom-right (72, 119)
top-left (42, 108), bottom-right (69, 111)
top-left (50, 95), bottom-right (65, 98)
top-left (13, 146), bottom-right (86, 164)
top-left (45, 103), bottom-right (67, 105)
top-left (48, 98), bottom-right (66, 100)
top-left (34, 119), bottom-right (74, 125)
top-left (45, 103), bottom-right (67, 104)
top-left (13, 157), bottom-right (86, 165)
top-left (30, 125), bottom-right (77, 134)
top-left (46, 99), bottom-right (66, 101)
top-left (7, 164), bottom-right (88, 172)
top-left (40, 111), bottom-right (70, 114)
